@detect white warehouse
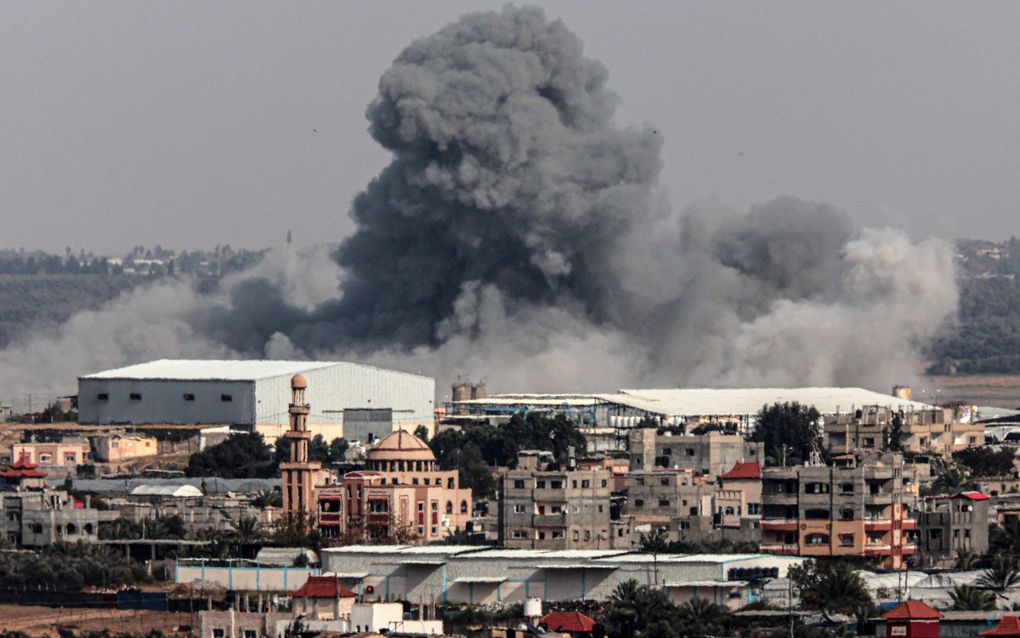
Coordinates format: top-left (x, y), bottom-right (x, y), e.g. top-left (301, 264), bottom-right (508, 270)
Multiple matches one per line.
top-left (77, 360), bottom-right (435, 440)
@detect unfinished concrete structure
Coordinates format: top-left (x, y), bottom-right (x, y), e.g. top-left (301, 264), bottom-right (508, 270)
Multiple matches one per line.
top-left (628, 428), bottom-right (764, 480)
top-left (916, 491), bottom-right (990, 568)
top-left (499, 452), bottom-right (612, 549)
top-left (824, 405), bottom-right (984, 458)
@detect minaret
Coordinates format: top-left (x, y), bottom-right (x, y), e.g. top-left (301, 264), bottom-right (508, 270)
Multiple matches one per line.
top-left (280, 374), bottom-right (321, 518)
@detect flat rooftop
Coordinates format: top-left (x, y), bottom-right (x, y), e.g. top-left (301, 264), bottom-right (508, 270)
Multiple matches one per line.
top-left (80, 359), bottom-right (431, 382)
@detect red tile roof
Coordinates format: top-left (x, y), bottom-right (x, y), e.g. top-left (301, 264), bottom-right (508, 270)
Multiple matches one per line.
top-left (981, 616), bottom-right (1020, 636)
top-left (954, 491), bottom-right (990, 501)
top-left (882, 600), bottom-right (943, 620)
top-left (2, 453), bottom-right (47, 479)
top-left (290, 576), bottom-right (357, 599)
top-left (540, 611), bottom-right (596, 633)
top-left (719, 462), bottom-right (761, 480)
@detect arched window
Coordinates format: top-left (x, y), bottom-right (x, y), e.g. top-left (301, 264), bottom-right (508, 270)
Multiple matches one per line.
top-left (724, 506), bottom-right (735, 516)
top-left (84, 523), bottom-right (94, 535)
top-left (66, 523), bottom-right (77, 535)
top-left (460, 500), bottom-right (469, 514)
top-left (447, 477), bottom-right (454, 489)
top-left (445, 501), bottom-right (453, 514)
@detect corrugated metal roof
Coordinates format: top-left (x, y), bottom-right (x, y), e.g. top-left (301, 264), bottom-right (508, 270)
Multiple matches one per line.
top-left (664, 580), bottom-right (750, 587)
top-left (81, 359), bottom-right (431, 382)
top-left (600, 387), bottom-right (933, 416)
top-left (129, 484), bottom-right (203, 497)
top-left (454, 387), bottom-right (933, 417)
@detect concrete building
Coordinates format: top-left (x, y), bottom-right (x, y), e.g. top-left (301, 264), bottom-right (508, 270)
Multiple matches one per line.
top-left (628, 428), bottom-right (764, 480)
top-left (824, 405), bottom-right (985, 458)
top-left (11, 438), bottom-right (90, 466)
top-left (916, 491), bottom-right (991, 568)
top-left (760, 454), bottom-right (918, 569)
top-left (0, 456), bottom-right (99, 546)
top-left (290, 575), bottom-right (357, 620)
top-left (78, 360), bottom-right (434, 440)
top-left (317, 431), bottom-right (472, 543)
top-left (200, 610), bottom-right (293, 638)
top-left (499, 452), bottom-right (612, 550)
top-left (93, 433), bottom-right (159, 463)
top-left (318, 545), bottom-right (805, 610)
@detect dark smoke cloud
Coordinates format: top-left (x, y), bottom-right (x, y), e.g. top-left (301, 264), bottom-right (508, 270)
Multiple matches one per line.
top-left (0, 6), bottom-right (957, 401)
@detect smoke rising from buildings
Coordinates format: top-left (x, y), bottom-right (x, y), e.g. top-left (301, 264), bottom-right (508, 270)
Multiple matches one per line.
top-left (0, 6), bottom-right (957, 400)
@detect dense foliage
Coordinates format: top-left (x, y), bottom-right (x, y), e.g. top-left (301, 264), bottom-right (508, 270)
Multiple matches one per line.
top-left (0, 542), bottom-right (149, 591)
top-left (928, 239), bottom-right (1020, 375)
top-left (954, 447), bottom-right (1017, 477)
top-left (185, 432), bottom-right (275, 478)
top-left (600, 580), bottom-right (733, 638)
top-left (429, 412), bottom-right (586, 496)
top-left (789, 560), bottom-right (874, 620)
top-left (750, 402), bottom-right (822, 466)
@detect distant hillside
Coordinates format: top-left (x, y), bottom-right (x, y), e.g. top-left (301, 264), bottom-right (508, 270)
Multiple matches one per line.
top-left (927, 237), bottom-right (1020, 375)
top-left (0, 274), bottom-right (140, 348)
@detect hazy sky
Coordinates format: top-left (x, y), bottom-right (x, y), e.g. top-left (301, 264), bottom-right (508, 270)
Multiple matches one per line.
top-left (2, 1), bottom-right (1019, 254)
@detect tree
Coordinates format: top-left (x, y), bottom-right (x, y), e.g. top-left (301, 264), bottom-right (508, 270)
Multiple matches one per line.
top-left (887, 414), bottom-right (904, 452)
top-left (790, 560), bottom-right (873, 620)
top-left (232, 515), bottom-right (266, 547)
top-left (414, 425), bottom-right (430, 442)
top-left (977, 555), bottom-right (1020, 600)
top-left (993, 519), bottom-right (1020, 558)
top-left (328, 437), bottom-right (349, 463)
top-left (751, 403), bottom-right (822, 466)
top-left (929, 456), bottom-right (969, 494)
top-left (675, 597), bottom-right (730, 637)
top-left (600, 580), bottom-right (677, 638)
top-left (949, 584), bottom-right (996, 611)
top-left (954, 447), bottom-right (1017, 478)
top-left (309, 434), bottom-right (329, 463)
top-left (186, 433), bottom-right (274, 478)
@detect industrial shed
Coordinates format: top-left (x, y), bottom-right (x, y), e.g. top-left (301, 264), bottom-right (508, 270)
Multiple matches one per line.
top-left (77, 360), bottom-right (434, 439)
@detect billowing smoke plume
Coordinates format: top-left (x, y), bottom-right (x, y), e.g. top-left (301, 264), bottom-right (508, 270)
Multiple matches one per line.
top-left (0, 6), bottom-right (957, 401)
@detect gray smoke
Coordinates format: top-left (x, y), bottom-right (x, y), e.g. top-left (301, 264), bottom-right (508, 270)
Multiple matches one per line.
top-left (0, 6), bottom-right (958, 401)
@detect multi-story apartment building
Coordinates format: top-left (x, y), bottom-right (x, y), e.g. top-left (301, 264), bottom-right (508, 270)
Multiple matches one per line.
top-left (760, 454), bottom-right (917, 569)
top-left (628, 429), bottom-right (765, 479)
top-left (824, 405), bottom-right (984, 458)
top-left (716, 461), bottom-right (762, 528)
top-left (915, 491), bottom-right (990, 568)
top-left (499, 453), bottom-right (612, 549)
top-left (316, 430), bottom-right (472, 543)
top-left (624, 469), bottom-right (712, 524)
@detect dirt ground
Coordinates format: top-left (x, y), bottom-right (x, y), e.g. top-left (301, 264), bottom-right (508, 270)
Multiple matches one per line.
top-left (0, 604), bottom-right (195, 637)
top-left (923, 373), bottom-right (1020, 409)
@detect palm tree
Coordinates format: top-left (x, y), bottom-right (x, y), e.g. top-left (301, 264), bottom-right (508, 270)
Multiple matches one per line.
top-left (992, 518), bottom-right (1020, 558)
top-left (956, 549), bottom-right (979, 569)
top-left (603, 580), bottom-right (672, 636)
top-left (977, 555), bottom-right (1020, 599)
top-left (676, 597), bottom-right (730, 636)
top-left (232, 515), bottom-right (265, 557)
top-left (949, 584), bottom-right (996, 611)
top-left (791, 560), bottom-right (873, 618)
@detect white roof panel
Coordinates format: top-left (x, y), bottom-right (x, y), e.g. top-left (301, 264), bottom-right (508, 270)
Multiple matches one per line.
top-left (129, 484), bottom-right (203, 497)
top-left (82, 359), bottom-right (339, 381)
top-left (601, 387), bottom-right (932, 416)
top-left (81, 359), bottom-right (432, 382)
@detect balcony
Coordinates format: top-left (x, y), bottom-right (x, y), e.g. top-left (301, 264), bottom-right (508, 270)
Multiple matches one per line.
top-left (864, 545), bottom-right (892, 556)
top-left (864, 519), bottom-right (892, 532)
top-left (902, 543), bottom-right (918, 554)
top-left (902, 518), bottom-right (918, 531)
top-left (760, 543), bottom-right (799, 555)
top-left (761, 519), bottom-right (799, 532)
top-left (533, 514), bottom-right (567, 526)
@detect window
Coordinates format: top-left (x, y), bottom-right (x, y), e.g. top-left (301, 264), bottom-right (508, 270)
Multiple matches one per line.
top-left (598, 505), bottom-right (604, 513)
top-left (537, 481), bottom-right (546, 489)
top-left (64, 454), bottom-right (76, 464)
top-left (572, 480), bottom-right (578, 488)
top-left (212, 629), bottom-right (225, 638)
top-left (724, 506), bottom-right (735, 515)
top-left (686, 449), bottom-right (695, 456)
top-left (183, 393), bottom-right (195, 401)
top-left (862, 437), bottom-right (875, 448)
top-left (840, 483), bottom-right (854, 494)
top-left (660, 478), bottom-right (670, 486)
top-left (97, 393), bottom-right (108, 401)
top-left (129, 393), bottom-right (142, 401)
top-left (244, 631), bottom-right (257, 638)
top-left (514, 504), bottom-right (526, 513)
top-left (634, 499), bottom-right (644, 508)
top-left (573, 530), bottom-right (580, 541)
top-left (552, 530), bottom-right (564, 539)
top-left (581, 480), bottom-right (590, 488)
top-left (512, 530), bottom-right (527, 539)
top-left (431, 501), bottom-right (438, 511)
top-left (584, 530), bottom-right (591, 541)
top-left (550, 481), bottom-right (563, 489)
top-left (806, 534), bottom-right (829, 545)
top-left (431, 526), bottom-right (437, 535)
top-left (659, 499), bottom-right (670, 507)
top-left (839, 534), bottom-right (854, 546)
top-left (539, 532), bottom-right (546, 540)
top-left (39, 454), bottom-right (52, 463)
top-left (662, 447), bottom-right (672, 456)
top-left (748, 504), bottom-right (760, 515)
top-left (601, 479), bottom-right (608, 487)
top-left (446, 501), bottom-right (453, 514)
top-left (840, 508), bottom-right (854, 521)
top-left (513, 480), bottom-right (525, 489)
top-left (679, 521), bottom-right (690, 530)
top-left (220, 394), bottom-right (232, 402)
